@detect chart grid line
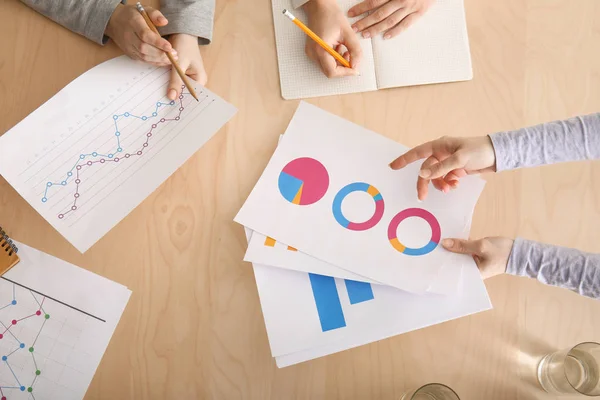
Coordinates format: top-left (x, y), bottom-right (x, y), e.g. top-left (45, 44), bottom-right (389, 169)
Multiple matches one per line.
top-left (0, 277), bottom-right (105, 323)
top-left (20, 68), bottom-right (168, 180)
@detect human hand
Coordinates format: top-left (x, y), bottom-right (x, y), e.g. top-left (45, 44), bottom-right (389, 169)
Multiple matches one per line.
top-left (348, 0), bottom-right (434, 40)
top-left (166, 34), bottom-right (207, 101)
top-left (303, 0), bottom-right (362, 78)
top-left (105, 4), bottom-right (177, 66)
top-left (441, 237), bottom-right (513, 279)
top-left (389, 136), bottom-right (496, 201)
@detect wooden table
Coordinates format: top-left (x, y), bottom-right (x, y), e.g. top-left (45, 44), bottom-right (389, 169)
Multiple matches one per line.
top-left (1, 0), bottom-right (599, 398)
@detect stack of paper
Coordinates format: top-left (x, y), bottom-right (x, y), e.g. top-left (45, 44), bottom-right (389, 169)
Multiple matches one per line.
top-left (235, 102), bottom-right (492, 367)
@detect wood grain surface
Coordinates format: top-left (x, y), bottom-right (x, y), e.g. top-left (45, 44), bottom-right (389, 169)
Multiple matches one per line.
top-left (0, 0), bottom-right (599, 398)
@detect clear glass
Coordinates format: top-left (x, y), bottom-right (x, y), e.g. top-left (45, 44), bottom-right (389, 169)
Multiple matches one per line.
top-left (400, 383), bottom-right (460, 400)
top-left (537, 342), bottom-right (600, 396)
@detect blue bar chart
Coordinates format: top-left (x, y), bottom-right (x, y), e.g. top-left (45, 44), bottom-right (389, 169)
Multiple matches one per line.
top-left (308, 274), bottom-right (374, 332)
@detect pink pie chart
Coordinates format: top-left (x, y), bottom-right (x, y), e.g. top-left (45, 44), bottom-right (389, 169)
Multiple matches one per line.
top-left (278, 158), bottom-right (329, 206)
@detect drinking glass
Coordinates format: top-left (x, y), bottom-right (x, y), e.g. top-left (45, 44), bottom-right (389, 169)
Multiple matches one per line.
top-left (400, 383), bottom-right (460, 400)
top-left (537, 342), bottom-right (600, 396)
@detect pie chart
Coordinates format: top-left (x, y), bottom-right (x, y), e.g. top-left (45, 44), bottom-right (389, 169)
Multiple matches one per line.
top-left (278, 157), bottom-right (329, 206)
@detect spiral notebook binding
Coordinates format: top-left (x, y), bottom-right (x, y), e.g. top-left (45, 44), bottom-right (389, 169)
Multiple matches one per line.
top-left (0, 226), bottom-right (18, 256)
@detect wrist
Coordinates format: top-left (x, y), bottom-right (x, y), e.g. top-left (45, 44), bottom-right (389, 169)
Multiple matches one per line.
top-left (105, 4), bottom-right (124, 38)
top-left (484, 135), bottom-right (498, 172)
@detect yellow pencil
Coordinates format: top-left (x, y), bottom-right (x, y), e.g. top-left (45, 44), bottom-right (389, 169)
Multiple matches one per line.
top-left (136, 2), bottom-right (199, 101)
top-left (282, 9), bottom-right (352, 69)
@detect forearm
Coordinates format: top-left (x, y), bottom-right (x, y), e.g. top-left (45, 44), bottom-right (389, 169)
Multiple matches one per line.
top-left (19, 0), bottom-right (122, 45)
top-left (489, 112), bottom-right (600, 171)
top-left (159, 0), bottom-right (215, 44)
top-left (507, 238), bottom-right (600, 299)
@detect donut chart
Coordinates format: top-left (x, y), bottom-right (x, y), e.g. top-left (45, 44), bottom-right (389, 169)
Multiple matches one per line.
top-left (278, 158), bottom-right (329, 206)
top-left (332, 182), bottom-right (385, 231)
top-left (388, 208), bottom-right (441, 256)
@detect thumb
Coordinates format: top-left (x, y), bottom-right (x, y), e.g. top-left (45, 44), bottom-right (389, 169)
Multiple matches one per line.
top-left (441, 238), bottom-right (483, 256)
top-left (167, 66), bottom-right (183, 100)
top-left (344, 29), bottom-right (363, 70)
top-left (147, 7), bottom-right (168, 27)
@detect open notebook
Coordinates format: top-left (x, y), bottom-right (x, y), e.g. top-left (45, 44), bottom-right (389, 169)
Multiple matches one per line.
top-left (272, 0), bottom-right (473, 99)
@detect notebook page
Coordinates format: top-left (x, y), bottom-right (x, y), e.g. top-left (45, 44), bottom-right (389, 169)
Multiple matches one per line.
top-left (272, 0), bottom-right (378, 99)
top-left (372, 0), bottom-right (473, 90)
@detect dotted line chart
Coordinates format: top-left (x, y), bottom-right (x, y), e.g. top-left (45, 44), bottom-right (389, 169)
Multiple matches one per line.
top-left (40, 86), bottom-right (193, 220)
top-left (0, 284), bottom-right (50, 399)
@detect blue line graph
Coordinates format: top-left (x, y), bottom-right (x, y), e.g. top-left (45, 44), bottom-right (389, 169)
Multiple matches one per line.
top-left (42, 100), bottom-right (176, 201)
top-left (39, 86), bottom-right (194, 220)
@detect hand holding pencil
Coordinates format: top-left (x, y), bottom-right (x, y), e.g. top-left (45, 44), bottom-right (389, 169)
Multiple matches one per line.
top-left (136, 2), bottom-right (199, 101)
top-left (286, 0), bottom-right (362, 78)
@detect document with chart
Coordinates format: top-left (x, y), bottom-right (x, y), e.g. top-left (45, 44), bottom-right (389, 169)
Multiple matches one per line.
top-left (0, 241), bottom-right (131, 399)
top-left (0, 56), bottom-right (237, 252)
top-left (244, 229), bottom-right (490, 368)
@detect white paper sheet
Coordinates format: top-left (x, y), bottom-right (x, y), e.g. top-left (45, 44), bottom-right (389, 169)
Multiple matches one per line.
top-left (244, 134), bottom-right (468, 295)
top-left (0, 56), bottom-right (237, 253)
top-left (235, 102), bottom-right (485, 293)
top-left (244, 229), bottom-right (491, 366)
top-left (372, 0), bottom-right (472, 89)
top-left (245, 232), bottom-right (378, 283)
top-left (245, 231), bottom-right (471, 295)
top-left (0, 241), bottom-right (131, 399)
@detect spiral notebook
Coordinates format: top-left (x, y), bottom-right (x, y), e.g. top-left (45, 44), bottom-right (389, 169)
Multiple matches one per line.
top-left (0, 226), bottom-right (20, 275)
top-left (272, 0), bottom-right (473, 99)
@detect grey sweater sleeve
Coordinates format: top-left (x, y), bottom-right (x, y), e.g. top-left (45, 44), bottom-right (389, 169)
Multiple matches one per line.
top-left (489, 112), bottom-right (600, 171)
top-left (490, 113), bottom-right (600, 299)
top-left (292, 0), bottom-right (310, 8)
top-left (19, 0), bottom-right (123, 45)
top-left (158, 0), bottom-right (215, 45)
top-left (19, 0), bottom-right (215, 46)
top-left (507, 238), bottom-right (600, 300)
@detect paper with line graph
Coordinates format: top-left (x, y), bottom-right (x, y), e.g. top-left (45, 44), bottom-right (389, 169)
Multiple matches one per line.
top-left (0, 241), bottom-right (131, 399)
top-left (0, 56), bottom-right (236, 252)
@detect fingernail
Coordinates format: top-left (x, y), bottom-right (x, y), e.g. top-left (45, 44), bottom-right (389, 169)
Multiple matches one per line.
top-left (352, 26), bottom-right (359, 33)
top-left (443, 186), bottom-right (450, 193)
top-left (419, 169), bottom-right (431, 178)
top-left (442, 239), bottom-right (454, 248)
top-left (159, 17), bottom-right (167, 24)
top-left (168, 89), bottom-right (176, 100)
top-left (171, 49), bottom-right (177, 55)
top-left (363, 32), bottom-right (371, 38)
top-left (417, 198), bottom-right (423, 203)
top-left (384, 34), bottom-right (391, 40)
